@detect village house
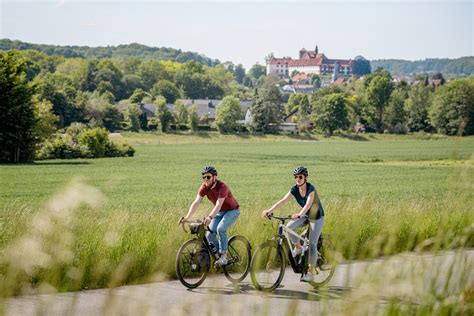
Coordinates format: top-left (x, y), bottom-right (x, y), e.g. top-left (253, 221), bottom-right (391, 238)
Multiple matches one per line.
top-left (117, 99), bottom-right (252, 124)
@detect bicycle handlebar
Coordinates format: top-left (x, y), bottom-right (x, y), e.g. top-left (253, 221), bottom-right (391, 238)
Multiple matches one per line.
top-left (265, 213), bottom-right (294, 221)
top-left (178, 217), bottom-right (214, 234)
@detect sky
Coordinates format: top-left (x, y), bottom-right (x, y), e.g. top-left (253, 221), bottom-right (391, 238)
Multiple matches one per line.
top-left (1, 0), bottom-right (472, 69)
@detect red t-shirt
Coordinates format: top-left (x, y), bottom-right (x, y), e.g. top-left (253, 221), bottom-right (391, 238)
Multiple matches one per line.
top-left (198, 180), bottom-right (240, 212)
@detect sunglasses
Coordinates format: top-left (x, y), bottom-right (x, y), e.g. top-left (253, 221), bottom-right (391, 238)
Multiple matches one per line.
top-left (294, 175), bottom-right (304, 180)
top-left (202, 175), bottom-right (212, 180)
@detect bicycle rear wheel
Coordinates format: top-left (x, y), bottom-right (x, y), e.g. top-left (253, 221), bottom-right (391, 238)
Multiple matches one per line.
top-left (250, 240), bottom-right (285, 292)
top-left (309, 237), bottom-right (337, 288)
top-left (176, 239), bottom-right (210, 289)
top-left (223, 235), bottom-right (252, 283)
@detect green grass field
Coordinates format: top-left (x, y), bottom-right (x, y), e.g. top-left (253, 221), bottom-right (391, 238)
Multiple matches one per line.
top-left (0, 133), bottom-right (473, 296)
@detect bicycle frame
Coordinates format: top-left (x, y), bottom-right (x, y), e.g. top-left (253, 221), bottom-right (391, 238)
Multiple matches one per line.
top-left (271, 216), bottom-right (315, 274)
top-left (180, 220), bottom-right (239, 267)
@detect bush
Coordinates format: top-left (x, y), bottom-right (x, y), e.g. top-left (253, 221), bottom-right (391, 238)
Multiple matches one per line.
top-left (79, 128), bottom-right (109, 158)
top-left (105, 141), bottom-right (135, 157)
top-left (36, 137), bottom-right (91, 160)
top-left (36, 126), bottom-right (134, 159)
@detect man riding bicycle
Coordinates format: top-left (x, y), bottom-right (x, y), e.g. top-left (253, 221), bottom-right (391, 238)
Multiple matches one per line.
top-left (261, 166), bottom-right (325, 282)
top-left (180, 166), bottom-right (240, 266)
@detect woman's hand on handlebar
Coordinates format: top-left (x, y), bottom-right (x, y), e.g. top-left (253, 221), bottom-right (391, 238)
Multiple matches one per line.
top-left (291, 214), bottom-right (301, 220)
top-left (261, 210), bottom-right (272, 218)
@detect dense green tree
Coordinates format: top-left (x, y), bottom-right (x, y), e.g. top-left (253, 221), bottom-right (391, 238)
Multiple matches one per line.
top-left (155, 96), bottom-right (173, 132)
top-left (187, 105), bottom-right (200, 132)
top-left (208, 65), bottom-right (236, 96)
top-left (33, 72), bottom-right (81, 127)
top-left (285, 94), bottom-right (304, 115)
top-left (124, 103), bottom-right (142, 132)
top-left (95, 59), bottom-right (125, 100)
top-left (119, 57), bottom-right (142, 75)
top-left (430, 78), bottom-right (474, 135)
top-left (150, 79), bottom-right (181, 103)
top-left (174, 100), bottom-right (188, 124)
top-left (55, 58), bottom-right (89, 90)
top-left (129, 88), bottom-right (147, 104)
top-left (310, 74), bottom-right (321, 89)
top-left (234, 64), bottom-right (246, 84)
top-left (0, 51), bottom-right (36, 162)
top-left (84, 93), bottom-right (122, 130)
top-left (250, 80), bottom-right (284, 133)
top-left (174, 61), bottom-right (225, 99)
top-left (138, 60), bottom-right (169, 91)
top-left (121, 74), bottom-right (144, 99)
top-left (384, 87), bottom-right (408, 134)
top-left (82, 59), bottom-right (99, 92)
top-left (311, 93), bottom-right (349, 135)
top-left (248, 63), bottom-right (266, 82)
top-left (352, 56), bottom-right (372, 76)
top-left (405, 83), bottom-right (433, 132)
top-left (297, 95), bottom-right (311, 131)
top-left (33, 98), bottom-right (59, 143)
top-left (214, 96), bottom-right (242, 133)
top-left (364, 71), bottom-right (394, 132)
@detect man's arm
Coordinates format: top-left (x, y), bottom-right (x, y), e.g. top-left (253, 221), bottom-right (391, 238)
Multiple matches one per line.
top-left (182, 194), bottom-right (204, 221)
top-left (209, 198), bottom-right (225, 219)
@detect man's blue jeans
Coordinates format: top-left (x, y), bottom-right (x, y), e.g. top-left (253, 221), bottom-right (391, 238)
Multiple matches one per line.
top-left (206, 209), bottom-right (240, 254)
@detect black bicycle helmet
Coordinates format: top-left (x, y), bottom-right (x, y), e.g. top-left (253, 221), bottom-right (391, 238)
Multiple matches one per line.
top-left (293, 166), bottom-right (308, 177)
top-left (201, 166), bottom-right (217, 175)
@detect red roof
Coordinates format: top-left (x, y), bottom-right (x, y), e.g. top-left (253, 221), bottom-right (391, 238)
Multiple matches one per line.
top-left (292, 72), bottom-right (310, 82)
top-left (268, 57), bottom-right (292, 65)
top-left (334, 77), bottom-right (345, 85)
top-left (268, 51), bottom-right (352, 67)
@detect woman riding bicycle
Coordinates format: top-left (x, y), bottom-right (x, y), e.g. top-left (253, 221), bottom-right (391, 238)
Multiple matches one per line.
top-left (261, 166), bottom-right (325, 282)
top-left (180, 166), bottom-right (240, 266)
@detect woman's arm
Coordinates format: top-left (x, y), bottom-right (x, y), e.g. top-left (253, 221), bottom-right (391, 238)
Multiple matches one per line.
top-left (261, 191), bottom-right (292, 218)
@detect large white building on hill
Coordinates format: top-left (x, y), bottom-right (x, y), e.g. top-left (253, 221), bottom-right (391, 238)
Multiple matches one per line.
top-left (266, 46), bottom-right (353, 79)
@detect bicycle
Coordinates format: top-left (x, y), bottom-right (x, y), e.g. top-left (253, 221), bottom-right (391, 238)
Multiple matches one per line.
top-left (176, 218), bottom-right (252, 289)
top-left (250, 213), bottom-right (337, 292)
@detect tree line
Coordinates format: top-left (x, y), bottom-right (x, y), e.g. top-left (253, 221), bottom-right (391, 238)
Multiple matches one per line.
top-left (371, 57), bottom-right (474, 76)
top-left (1, 48), bottom-right (473, 163)
top-left (0, 39), bottom-right (219, 67)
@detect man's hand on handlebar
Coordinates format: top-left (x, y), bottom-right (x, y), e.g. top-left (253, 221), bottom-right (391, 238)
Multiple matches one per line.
top-left (178, 216), bottom-right (187, 225)
top-left (204, 216), bottom-right (212, 226)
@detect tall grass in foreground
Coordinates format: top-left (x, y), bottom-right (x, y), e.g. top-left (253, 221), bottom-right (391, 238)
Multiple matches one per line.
top-left (0, 180), bottom-right (472, 298)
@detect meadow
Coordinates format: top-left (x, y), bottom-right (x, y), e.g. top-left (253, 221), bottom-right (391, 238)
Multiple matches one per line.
top-left (0, 133), bottom-right (473, 301)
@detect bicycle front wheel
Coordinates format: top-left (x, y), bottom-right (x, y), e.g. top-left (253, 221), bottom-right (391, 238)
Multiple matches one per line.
top-left (175, 239), bottom-right (210, 289)
top-left (309, 237), bottom-right (337, 288)
top-left (223, 235), bottom-right (252, 283)
top-left (250, 240), bottom-right (285, 292)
